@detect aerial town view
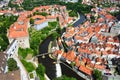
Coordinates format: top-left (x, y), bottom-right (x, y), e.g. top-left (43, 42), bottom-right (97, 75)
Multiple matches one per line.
top-left (0, 0), bottom-right (120, 80)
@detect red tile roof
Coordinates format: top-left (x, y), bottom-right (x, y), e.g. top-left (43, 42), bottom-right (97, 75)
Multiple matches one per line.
top-left (74, 56), bottom-right (80, 67)
top-left (31, 15), bottom-right (47, 25)
top-left (79, 65), bottom-right (92, 75)
top-left (8, 20), bottom-right (28, 38)
top-left (94, 64), bottom-right (106, 70)
top-left (66, 50), bottom-right (76, 61)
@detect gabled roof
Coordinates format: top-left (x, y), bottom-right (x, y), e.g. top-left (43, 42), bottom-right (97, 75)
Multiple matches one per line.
top-left (8, 21), bottom-right (28, 38)
top-left (31, 15), bottom-right (47, 25)
top-left (66, 50), bottom-right (76, 61)
top-left (79, 65), bottom-right (92, 75)
top-left (74, 56), bottom-right (80, 67)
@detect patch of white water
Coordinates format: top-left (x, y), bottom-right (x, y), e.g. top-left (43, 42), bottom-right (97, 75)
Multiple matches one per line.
top-left (55, 63), bottom-right (62, 77)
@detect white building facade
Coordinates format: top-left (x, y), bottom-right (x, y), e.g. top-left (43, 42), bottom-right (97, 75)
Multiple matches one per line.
top-left (34, 21), bottom-right (48, 30)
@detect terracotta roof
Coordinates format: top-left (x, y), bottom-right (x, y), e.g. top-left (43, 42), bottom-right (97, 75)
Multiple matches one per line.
top-left (94, 64), bottom-right (105, 70)
top-left (74, 56), bottom-right (80, 67)
top-left (8, 21), bottom-right (28, 38)
top-left (46, 15), bottom-right (56, 19)
top-left (54, 50), bottom-right (62, 55)
top-left (31, 15), bottom-right (47, 25)
top-left (79, 65), bottom-right (92, 75)
top-left (98, 18), bottom-right (105, 22)
top-left (32, 7), bottom-right (41, 12)
top-left (105, 14), bottom-right (114, 19)
top-left (66, 50), bottom-right (76, 61)
top-left (62, 52), bottom-right (67, 58)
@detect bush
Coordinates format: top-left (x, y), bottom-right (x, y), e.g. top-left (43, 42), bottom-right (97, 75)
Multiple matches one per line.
top-left (7, 58), bottom-right (19, 71)
top-left (53, 75), bottom-right (76, 80)
top-left (21, 59), bottom-right (35, 72)
top-left (36, 64), bottom-right (45, 80)
top-left (93, 69), bottom-right (102, 80)
top-left (30, 73), bottom-right (34, 78)
top-left (30, 18), bottom-right (34, 25)
top-left (18, 48), bottom-right (34, 59)
top-left (0, 15), bottom-right (18, 51)
top-left (69, 11), bottom-right (78, 17)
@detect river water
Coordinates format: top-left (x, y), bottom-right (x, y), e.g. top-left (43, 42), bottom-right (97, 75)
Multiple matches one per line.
top-left (73, 14), bottom-right (86, 27)
top-left (38, 36), bottom-right (84, 80)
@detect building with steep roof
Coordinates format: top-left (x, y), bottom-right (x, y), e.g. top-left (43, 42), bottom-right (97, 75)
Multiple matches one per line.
top-left (31, 15), bottom-right (48, 30)
top-left (54, 7), bottom-right (120, 80)
top-left (7, 15), bottom-right (30, 48)
top-left (60, 0), bottom-right (78, 3)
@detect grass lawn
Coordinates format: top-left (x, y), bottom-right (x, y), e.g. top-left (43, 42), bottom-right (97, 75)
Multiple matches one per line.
top-left (25, 54), bottom-right (33, 60)
top-left (18, 48), bottom-right (34, 59)
top-left (21, 59), bottom-right (35, 72)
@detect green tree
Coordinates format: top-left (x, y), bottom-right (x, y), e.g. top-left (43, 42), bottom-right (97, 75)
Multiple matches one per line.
top-left (52, 32), bottom-right (60, 40)
top-left (69, 11), bottom-right (78, 17)
top-left (93, 69), bottom-right (102, 80)
top-left (30, 18), bottom-right (34, 25)
top-left (0, 34), bottom-right (9, 51)
top-left (36, 64), bottom-right (46, 80)
top-left (39, 12), bottom-right (48, 16)
top-left (0, 15), bottom-right (18, 51)
top-left (78, 0), bottom-right (82, 3)
top-left (7, 58), bottom-right (19, 71)
top-left (53, 75), bottom-right (76, 80)
top-left (8, 0), bottom-right (19, 10)
top-left (18, 48), bottom-right (33, 58)
top-left (21, 59), bottom-right (35, 72)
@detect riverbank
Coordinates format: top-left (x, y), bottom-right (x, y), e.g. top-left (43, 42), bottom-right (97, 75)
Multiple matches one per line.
top-left (38, 35), bottom-right (85, 80)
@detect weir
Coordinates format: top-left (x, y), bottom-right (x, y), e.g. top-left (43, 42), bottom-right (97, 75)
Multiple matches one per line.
top-left (56, 63), bottom-right (62, 77)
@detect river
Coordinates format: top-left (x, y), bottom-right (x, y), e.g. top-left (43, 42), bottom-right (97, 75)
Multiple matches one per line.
top-left (73, 14), bottom-right (86, 27)
top-left (38, 36), bottom-right (56, 79)
top-left (38, 36), bottom-right (84, 80)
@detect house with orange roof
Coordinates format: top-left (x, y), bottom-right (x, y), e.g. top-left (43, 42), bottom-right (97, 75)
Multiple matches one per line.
top-left (65, 50), bottom-right (76, 62)
top-left (31, 15), bottom-right (48, 30)
top-left (7, 16), bottom-right (30, 48)
top-left (79, 65), bottom-right (92, 76)
top-left (46, 15), bottom-right (56, 22)
top-left (53, 6), bottom-right (120, 80)
top-left (60, 0), bottom-right (78, 3)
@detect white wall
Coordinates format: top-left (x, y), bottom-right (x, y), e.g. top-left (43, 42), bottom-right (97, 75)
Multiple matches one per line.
top-left (34, 21), bottom-right (48, 30)
top-left (6, 39), bottom-right (19, 59)
top-left (9, 36), bottom-right (30, 49)
top-left (17, 37), bottom-right (30, 48)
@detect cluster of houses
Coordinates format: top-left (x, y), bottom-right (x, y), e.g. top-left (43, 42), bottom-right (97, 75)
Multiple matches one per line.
top-left (2, 5), bottom-right (73, 49)
top-left (82, 0), bottom-right (120, 5)
top-left (60, 0), bottom-right (78, 3)
top-left (0, 5), bottom-right (73, 80)
top-left (54, 7), bottom-right (120, 80)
